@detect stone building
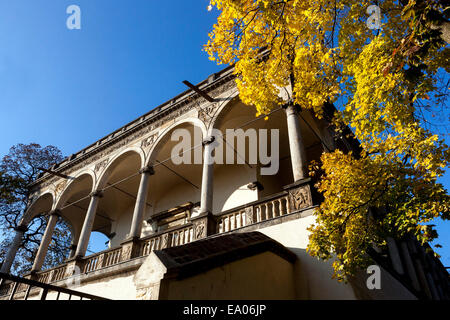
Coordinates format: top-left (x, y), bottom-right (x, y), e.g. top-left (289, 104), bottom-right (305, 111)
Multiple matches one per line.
top-left (1, 66), bottom-right (448, 300)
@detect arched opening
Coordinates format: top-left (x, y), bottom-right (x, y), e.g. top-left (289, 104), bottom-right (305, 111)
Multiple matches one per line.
top-left (142, 122), bottom-right (204, 235)
top-left (95, 151), bottom-right (143, 248)
top-left (15, 193), bottom-right (56, 274)
top-left (212, 98), bottom-right (324, 213)
top-left (56, 173), bottom-right (97, 255)
top-left (87, 231), bottom-right (110, 254)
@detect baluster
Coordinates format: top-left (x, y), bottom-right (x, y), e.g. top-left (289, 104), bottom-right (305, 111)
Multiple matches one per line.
top-left (256, 206), bottom-right (262, 222)
top-left (285, 196), bottom-right (291, 214)
top-left (236, 212), bottom-right (241, 228)
top-left (271, 201), bottom-right (276, 218)
top-left (278, 199), bottom-right (283, 216)
top-left (8, 282), bottom-right (18, 300)
top-left (24, 285), bottom-right (32, 300)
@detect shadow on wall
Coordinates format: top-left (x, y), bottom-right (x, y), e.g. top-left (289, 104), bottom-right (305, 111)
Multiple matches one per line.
top-left (288, 247), bottom-right (417, 300)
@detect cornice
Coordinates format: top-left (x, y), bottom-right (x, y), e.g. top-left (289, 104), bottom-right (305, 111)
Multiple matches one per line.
top-left (30, 68), bottom-right (236, 190)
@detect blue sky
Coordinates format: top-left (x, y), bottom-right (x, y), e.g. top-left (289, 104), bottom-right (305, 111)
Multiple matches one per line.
top-left (0, 1), bottom-right (448, 265)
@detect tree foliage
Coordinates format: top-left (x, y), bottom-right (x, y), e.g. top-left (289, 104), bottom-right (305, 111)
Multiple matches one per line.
top-left (0, 143), bottom-right (71, 275)
top-left (205, 0), bottom-right (450, 280)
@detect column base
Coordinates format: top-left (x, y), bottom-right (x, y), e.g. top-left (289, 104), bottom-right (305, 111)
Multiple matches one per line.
top-left (191, 211), bottom-right (216, 240)
top-left (120, 237), bottom-right (141, 261)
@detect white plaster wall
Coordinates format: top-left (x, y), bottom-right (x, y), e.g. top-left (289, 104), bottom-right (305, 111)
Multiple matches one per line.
top-left (109, 206), bottom-right (134, 247)
top-left (153, 183), bottom-right (200, 215)
top-left (213, 164), bottom-right (258, 213)
top-left (26, 272), bottom-right (137, 300)
top-left (256, 212), bottom-right (358, 300)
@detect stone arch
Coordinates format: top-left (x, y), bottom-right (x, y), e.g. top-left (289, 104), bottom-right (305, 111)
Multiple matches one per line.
top-left (95, 148), bottom-right (145, 191)
top-left (22, 192), bottom-right (54, 225)
top-left (54, 171), bottom-right (95, 210)
top-left (209, 91), bottom-right (241, 133)
top-left (146, 117), bottom-right (207, 165)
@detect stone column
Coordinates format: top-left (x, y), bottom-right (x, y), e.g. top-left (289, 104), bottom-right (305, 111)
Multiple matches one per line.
top-left (31, 210), bottom-right (60, 272)
top-left (200, 136), bottom-right (215, 215)
top-left (68, 230), bottom-right (80, 259)
top-left (74, 190), bottom-right (102, 258)
top-left (0, 224), bottom-right (27, 273)
top-left (128, 165), bottom-right (154, 239)
top-left (284, 103), bottom-right (307, 181)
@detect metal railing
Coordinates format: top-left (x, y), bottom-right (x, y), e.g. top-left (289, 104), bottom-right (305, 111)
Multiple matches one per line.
top-left (0, 272), bottom-right (107, 300)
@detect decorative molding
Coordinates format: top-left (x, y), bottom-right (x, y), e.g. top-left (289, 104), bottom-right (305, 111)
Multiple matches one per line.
top-left (94, 158), bottom-right (109, 173)
top-left (141, 133), bottom-right (158, 149)
top-left (289, 185), bottom-right (312, 211)
top-left (161, 234), bottom-right (170, 249)
top-left (245, 206), bottom-right (254, 225)
top-left (136, 286), bottom-right (154, 300)
top-left (197, 102), bottom-right (219, 127)
top-left (193, 219), bottom-right (206, 240)
top-left (121, 245), bottom-right (132, 261)
top-left (55, 181), bottom-right (66, 195)
top-left (31, 74), bottom-right (237, 190)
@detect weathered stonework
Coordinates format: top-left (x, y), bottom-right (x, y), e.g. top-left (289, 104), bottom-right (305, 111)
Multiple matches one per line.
top-left (289, 185), bottom-right (313, 211)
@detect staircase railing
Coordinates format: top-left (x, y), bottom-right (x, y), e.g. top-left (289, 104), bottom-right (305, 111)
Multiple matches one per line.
top-left (0, 272), bottom-right (107, 300)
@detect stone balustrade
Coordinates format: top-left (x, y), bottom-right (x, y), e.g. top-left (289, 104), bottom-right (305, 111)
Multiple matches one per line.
top-left (140, 223), bottom-right (195, 256)
top-left (217, 182), bottom-right (312, 234)
top-left (28, 180), bottom-right (316, 286)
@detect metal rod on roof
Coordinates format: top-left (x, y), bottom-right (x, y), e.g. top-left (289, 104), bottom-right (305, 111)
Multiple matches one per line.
top-left (37, 167), bottom-right (69, 179)
top-left (182, 80), bottom-right (216, 103)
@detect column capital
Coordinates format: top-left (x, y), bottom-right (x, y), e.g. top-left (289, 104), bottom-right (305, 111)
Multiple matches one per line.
top-left (202, 136), bottom-right (215, 146)
top-left (282, 102), bottom-right (301, 114)
top-left (14, 224), bottom-right (28, 233)
top-left (48, 209), bottom-right (62, 217)
top-left (90, 190), bottom-right (104, 198)
top-left (139, 165), bottom-right (155, 175)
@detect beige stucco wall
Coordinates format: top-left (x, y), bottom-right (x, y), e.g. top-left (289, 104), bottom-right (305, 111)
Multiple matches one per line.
top-left (160, 251), bottom-right (296, 300)
top-left (24, 271), bottom-right (138, 300)
top-left (255, 212), bottom-right (416, 300)
top-left (254, 212), bottom-right (357, 299)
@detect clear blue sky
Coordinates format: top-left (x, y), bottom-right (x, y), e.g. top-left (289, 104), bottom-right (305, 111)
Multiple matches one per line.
top-left (0, 1), bottom-right (448, 265)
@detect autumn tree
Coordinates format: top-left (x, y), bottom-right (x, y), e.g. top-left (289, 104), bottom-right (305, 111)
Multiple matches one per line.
top-left (0, 143), bottom-right (71, 275)
top-left (205, 0), bottom-right (450, 280)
